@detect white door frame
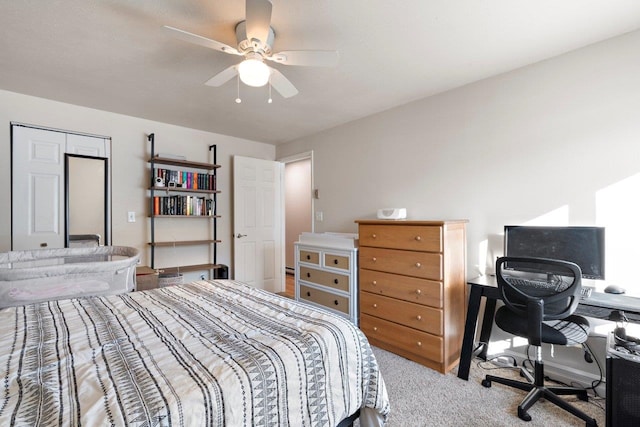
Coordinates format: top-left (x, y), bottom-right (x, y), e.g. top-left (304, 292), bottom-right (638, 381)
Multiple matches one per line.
top-left (278, 151), bottom-right (314, 273)
top-left (278, 150), bottom-right (315, 233)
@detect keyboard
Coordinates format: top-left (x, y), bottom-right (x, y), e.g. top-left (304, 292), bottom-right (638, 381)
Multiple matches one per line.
top-left (503, 276), bottom-right (566, 292)
top-left (504, 276), bottom-right (552, 288)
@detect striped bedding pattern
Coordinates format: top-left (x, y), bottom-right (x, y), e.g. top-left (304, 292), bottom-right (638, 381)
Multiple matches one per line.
top-left (0, 280), bottom-right (389, 426)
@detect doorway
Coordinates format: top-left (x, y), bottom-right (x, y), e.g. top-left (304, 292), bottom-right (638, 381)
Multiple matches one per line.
top-left (280, 152), bottom-right (314, 296)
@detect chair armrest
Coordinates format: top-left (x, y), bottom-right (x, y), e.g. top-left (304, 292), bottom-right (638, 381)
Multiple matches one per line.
top-left (527, 297), bottom-right (544, 346)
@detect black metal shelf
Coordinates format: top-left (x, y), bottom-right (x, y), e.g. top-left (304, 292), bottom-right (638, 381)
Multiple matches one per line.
top-left (147, 133), bottom-right (220, 275)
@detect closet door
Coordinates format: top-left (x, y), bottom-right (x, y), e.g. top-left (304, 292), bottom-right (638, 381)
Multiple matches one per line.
top-left (11, 125), bottom-right (109, 250)
top-left (12, 126), bottom-right (66, 250)
top-left (67, 133), bottom-right (109, 157)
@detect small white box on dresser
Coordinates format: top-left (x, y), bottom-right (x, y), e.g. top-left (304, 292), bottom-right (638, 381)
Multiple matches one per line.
top-left (376, 208), bottom-right (407, 220)
top-left (294, 233), bottom-right (359, 325)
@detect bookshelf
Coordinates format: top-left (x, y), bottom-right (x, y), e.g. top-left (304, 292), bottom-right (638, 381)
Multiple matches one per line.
top-left (147, 133), bottom-right (222, 276)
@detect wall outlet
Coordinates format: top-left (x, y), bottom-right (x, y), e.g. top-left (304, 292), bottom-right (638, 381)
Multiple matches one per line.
top-left (315, 211), bottom-right (323, 221)
top-left (127, 211), bottom-right (136, 223)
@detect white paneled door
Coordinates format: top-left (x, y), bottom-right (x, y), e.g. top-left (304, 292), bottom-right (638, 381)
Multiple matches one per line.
top-left (233, 156), bottom-right (284, 292)
top-left (11, 125), bottom-right (109, 250)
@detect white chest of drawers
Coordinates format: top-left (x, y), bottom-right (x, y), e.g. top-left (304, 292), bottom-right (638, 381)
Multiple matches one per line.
top-left (294, 240), bottom-right (358, 325)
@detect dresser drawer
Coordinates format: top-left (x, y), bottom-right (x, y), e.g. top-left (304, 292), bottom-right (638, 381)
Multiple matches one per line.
top-left (360, 292), bottom-right (442, 335)
top-left (299, 250), bottom-right (320, 265)
top-left (299, 284), bottom-right (349, 314)
top-left (359, 269), bottom-right (442, 308)
top-left (299, 266), bottom-right (349, 292)
top-left (359, 247), bottom-right (442, 280)
top-left (360, 313), bottom-right (443, 363)
top-left (359, 224), bottom-right (442, 252)
top-left (324, 253), bottom-right (350, 270)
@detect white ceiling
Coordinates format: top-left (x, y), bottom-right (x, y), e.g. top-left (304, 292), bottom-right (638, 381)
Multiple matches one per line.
top-left (2, 1), bottom-right (640, 145)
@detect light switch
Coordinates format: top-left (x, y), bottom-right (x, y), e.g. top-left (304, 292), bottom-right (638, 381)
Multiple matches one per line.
top-left (127, 211), bottom-right (136, 223)
top-left (315, 211), bottom-right (323, 221)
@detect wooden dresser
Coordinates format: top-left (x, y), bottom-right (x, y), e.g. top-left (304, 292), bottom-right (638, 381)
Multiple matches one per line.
top-left (355, 219), bottom-right (467, 374)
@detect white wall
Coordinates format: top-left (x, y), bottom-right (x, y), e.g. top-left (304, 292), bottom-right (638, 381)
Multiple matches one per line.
top-left (277, 29), bottom-right (640, 291)
top-left (276, 29), bottom-right (640, 388)
top-left (0, 89), bottom-right (275, 272)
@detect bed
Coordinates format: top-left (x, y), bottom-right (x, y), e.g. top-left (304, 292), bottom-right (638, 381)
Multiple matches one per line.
top-left (0, 279), bottom-right (390, 426)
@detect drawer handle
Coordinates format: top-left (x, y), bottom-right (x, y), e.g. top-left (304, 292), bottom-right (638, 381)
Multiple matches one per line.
top-left (373, 327), bottom-right (378, 332)
top-left (306, 255), bottom-right (311, 260)
top-left (372, 234), bottom-right (377, 239)
top-left (334, 300), bottom-right (339, 306)
top-left (372, 257), bottom-right (377, 262)
top-left (416, 289), bottom-right (422, 295)
top-left (415, 236), bottom-right (422, 241)
top-left (417, 341), bottom-right (422, 347)
top-left (334, 259), bottom-right (338, 265)
top-left (307, 272), bottom-right (311, 278)
top-left (306, 291), bottom-right (311, 297)
top-left (373, 303), bottom-right (377, 308)
top-left (372, 280), bottom-right (377, 286)
top-left (334, 279), bottom-right (339, 284)
top-left (416, 315), bottom-right (422, 321)
top-left (415, 262), bottom-right (421, 268)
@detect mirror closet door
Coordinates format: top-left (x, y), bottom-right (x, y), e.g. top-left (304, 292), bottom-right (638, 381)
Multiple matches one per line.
top-left (11, 124), bottom-right (111, 251)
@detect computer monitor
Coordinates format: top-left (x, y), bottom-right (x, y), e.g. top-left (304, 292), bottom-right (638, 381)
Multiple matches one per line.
top-left (504, 225), bottom-right (606, 280)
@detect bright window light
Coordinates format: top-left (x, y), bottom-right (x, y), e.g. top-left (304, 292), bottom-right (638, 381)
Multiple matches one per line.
top-left (596, 173), bottom-right (640, 288)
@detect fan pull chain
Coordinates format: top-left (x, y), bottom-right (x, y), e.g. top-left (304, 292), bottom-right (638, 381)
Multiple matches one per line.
top-left (235, 74), bottom-right (242, 104)
top-left (268, 80), bottom-right (273, 104)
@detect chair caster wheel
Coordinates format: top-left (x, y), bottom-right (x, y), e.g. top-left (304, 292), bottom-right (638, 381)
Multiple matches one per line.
top-left (518, 408), bottom-right (532, 422)
top-left (481, 379), bottom-right (491, 388)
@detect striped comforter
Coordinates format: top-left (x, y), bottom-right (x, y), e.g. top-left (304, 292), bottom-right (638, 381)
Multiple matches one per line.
top-left (0, 280), bottom-right (389, 426)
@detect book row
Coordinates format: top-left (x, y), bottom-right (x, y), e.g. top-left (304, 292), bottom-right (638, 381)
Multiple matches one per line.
top-left (153, 196), bottom-right (214, 216)
top-left (153, 168), bottom-right (216, 191)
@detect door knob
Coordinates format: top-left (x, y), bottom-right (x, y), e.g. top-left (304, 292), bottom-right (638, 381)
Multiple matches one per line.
top-left (236, 233), bottom-right (247, 238)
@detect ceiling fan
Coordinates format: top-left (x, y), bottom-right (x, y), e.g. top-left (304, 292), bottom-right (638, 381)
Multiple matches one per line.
top-left (164, 0), bottom-right (338, 99)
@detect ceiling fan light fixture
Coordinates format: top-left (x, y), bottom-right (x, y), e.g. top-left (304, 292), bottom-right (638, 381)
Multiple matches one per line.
top-left (238, 58), bottom-right (270, 87)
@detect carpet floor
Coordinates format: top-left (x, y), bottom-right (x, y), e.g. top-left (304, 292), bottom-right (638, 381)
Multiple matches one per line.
top-left (366, 346), bottom-right (606, 426)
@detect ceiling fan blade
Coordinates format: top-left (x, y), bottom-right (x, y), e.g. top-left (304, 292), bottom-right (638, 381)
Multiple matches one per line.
top-left (163, 25), bottom-right (241, 56)
top-left (245, 0), bottom-right (272, 43)
top-left (267, 50), bottom-right (339, 67)
top-left (269, 68), bottom-right (298, 98)
top-left (205, 65), bottom-right (238, 87)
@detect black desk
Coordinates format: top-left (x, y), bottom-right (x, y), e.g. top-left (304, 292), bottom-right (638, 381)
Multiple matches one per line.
top-left (457, 275), bottom-right (640, 381)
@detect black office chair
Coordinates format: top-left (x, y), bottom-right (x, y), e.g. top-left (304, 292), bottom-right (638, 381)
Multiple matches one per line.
top-left (482, 257), bottom-right (597, 426)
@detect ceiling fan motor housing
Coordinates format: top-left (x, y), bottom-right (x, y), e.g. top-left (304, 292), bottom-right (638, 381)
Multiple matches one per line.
top-left (235, 21), bottom-right (275, 56)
